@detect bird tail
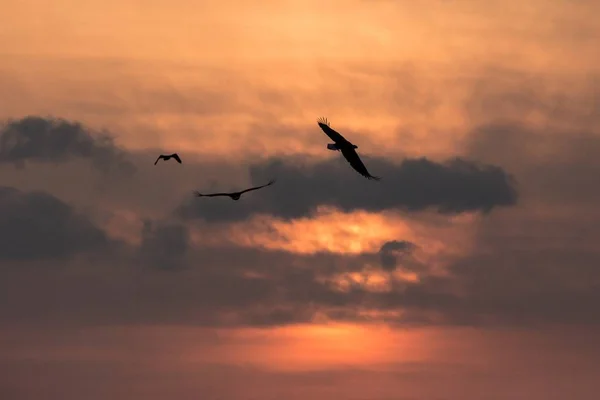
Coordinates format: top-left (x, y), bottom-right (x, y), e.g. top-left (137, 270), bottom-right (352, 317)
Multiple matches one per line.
top-left (369, 175), bottom-right (382, 181)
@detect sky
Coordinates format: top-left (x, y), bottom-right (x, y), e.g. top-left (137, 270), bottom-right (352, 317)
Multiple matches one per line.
top-left (1, 0), bottom-right (600, 399)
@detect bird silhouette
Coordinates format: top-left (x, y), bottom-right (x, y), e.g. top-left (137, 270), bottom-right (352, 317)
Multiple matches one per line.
top-left (194, 179), bottom-right (276, 200)
top-left (317, 117), bottom-right (381, 181)
top-left (154, 153), bottom-right (182, 165)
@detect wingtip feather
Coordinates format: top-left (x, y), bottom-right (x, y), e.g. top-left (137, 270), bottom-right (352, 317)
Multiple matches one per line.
top-left (317, 117), bottom-right (330, 127)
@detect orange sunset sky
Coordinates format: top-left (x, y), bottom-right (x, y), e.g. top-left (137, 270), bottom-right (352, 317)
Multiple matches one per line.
top-left (1, 0), bottom-right (600, 399)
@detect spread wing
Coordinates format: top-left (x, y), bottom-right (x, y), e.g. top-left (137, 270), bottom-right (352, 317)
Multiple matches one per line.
top-left (239, 179), bottom-right (276, 194)
top-left (340, 148), bottom-right (381, 181)
top-left (154, 155), bottom-right (164, 165)
top-left (194, 191), bottom-right (232, 197)
top-left (317, 117), bottom-right (350, 145)
top-left (172, 153), bottom-right (182, 163)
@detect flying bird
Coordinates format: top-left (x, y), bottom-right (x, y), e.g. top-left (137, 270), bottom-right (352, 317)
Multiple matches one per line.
top-left (154, 153), bottom-right (182, 165)
top-left (194, 179), bottom-right (276, 201)
top-left (317, 117), bottom-right (381, 180)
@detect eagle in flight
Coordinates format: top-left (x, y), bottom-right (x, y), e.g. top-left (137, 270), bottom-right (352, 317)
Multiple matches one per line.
top-left (194, 179), bottom-right (276, 201)
top-left (317, 117), bottom-right (380, 181)
top-left (154, 153), bottom-right (182, 165)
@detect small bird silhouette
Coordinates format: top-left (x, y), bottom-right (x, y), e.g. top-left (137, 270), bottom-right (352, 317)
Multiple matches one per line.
top-left (194, 179), bottom-right (276, 201)
top-left (317, 117), bottom-right (380, 181)
top-left (154, 153), bottom-right (182, 165)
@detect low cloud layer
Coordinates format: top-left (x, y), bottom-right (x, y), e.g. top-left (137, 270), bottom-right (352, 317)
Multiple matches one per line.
top-left (0, 186), bottom-right (110, 261)
top-left (137, 219), bottom-right (190, 270)
top-left (3, 230), bottom-right (600, 328)
top-left (0, 116), bottom-right (136, 174)
top-left (177, 156), bottom-right (518, 222)
top-left (379, 240), bottom-right (417, 271)
top-left (1, 181), bottom-right (597, 329)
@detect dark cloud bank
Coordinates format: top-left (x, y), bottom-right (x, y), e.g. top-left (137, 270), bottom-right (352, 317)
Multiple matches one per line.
top-left (0, 116), bottom-right (135, 174)
top-left (0, 186), bottom-right (111, 261)
top-left (176, 156), bottom-right (517, 222)
top-left (1, 114), bottom-right (599, 330)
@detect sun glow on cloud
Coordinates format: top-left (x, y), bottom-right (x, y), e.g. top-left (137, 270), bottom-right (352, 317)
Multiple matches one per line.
top-left (189, 207), bottom-right (479, 260)
top-left (324, 268), bottom-right (420, 295)
top-left (330, 269), bottom-right (392, 292)
top-left (190, 207), bottom-right (411, 254)
top-left (251, 207), bottom-right (404, 254)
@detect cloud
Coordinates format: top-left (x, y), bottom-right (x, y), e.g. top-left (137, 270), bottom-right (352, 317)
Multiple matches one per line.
top-left (4, 211), bottom-right (598, 330)
top-left (1, 74), bottom-right (599, 330)
top-left (2, 214), bottom-right (600, 329)
top-left (137, 219), bottom-right (190, 270)
top-left (0, 186), bottom-right (111, 261)
top-left (151, 122), bottom-right (600, 327)
top-left (176, 156), bottom-right (518, 222)
top-left (0, 116), bottom-right (136, 174)
top-left (465, 122), bottom-right (600, 208)
top-left (0, 119), bottom-right (597, 330)
top-left (379, 240), bottom-right (416, 271)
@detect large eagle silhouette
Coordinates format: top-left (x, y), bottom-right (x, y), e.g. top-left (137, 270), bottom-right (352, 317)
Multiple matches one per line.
top-left (317, 117), bottom-right (380, 181)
